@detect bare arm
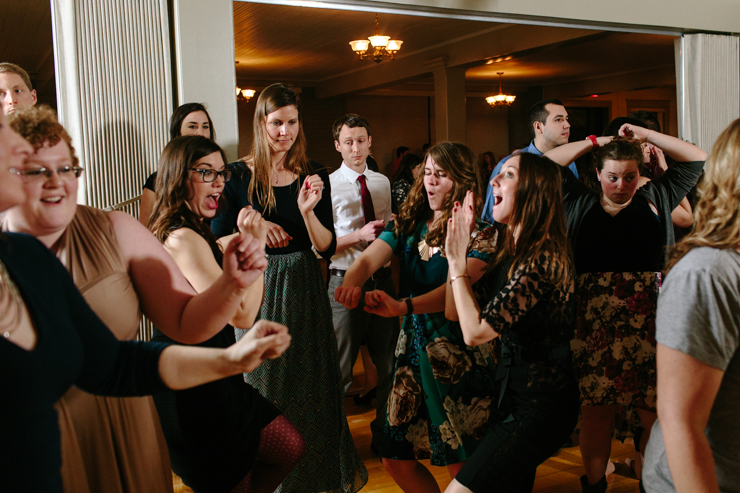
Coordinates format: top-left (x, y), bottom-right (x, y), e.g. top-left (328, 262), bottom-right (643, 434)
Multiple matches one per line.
top-left (334, 219), bottom-right (385, 255)
top-left (158, 320), bottom-right (290, 389)
top-left (335, 238), bottom-right (394, 308)
top-left (298, 174), bottom-right (333, 252)
top-left (139, 188), bottom-right (156, 227)
top-left (164, 228), bottom-right (263, 329)
top-left (544, 136), bottom-right (613, 167)
top-left (621, 124), bottom-right (707, 162)
top-left (656, 343), bottom-right (723, 493)
top-left (364, 256), bottom-right (487, 318)
top-left (671, 198), bottom-right (694, 228)
top-left (111, 211), bottom-right (264, 343)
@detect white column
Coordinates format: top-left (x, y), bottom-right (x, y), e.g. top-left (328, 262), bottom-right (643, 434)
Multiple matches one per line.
top-left (676, 33), bottom-right (740, 152)
top-left (51, 0), bottom-right (173, 210)
top-left (427, 58), bottom-right (467, 143)
top-left (172, 0), bottom-right (239, 161)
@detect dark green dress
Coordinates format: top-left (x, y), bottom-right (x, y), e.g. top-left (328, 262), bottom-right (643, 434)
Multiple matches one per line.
top-left (378, 221), bottom-right (497, 465)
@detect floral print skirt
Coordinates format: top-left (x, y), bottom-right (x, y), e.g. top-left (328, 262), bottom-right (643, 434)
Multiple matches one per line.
top-left (572, 272), bottom-right (660, 416)
top-left (382, 311), bottom-right (497, 466)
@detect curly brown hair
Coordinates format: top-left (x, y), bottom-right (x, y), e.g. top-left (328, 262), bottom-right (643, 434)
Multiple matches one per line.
top-left (8, 105), bottom-right (79, 167)
top-left (394, 142), bottom-right (480, 248)
top-left (149, 136), bottom-right (227, 262)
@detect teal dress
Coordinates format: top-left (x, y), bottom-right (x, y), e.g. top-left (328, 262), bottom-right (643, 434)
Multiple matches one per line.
top-left (378, 221), bottom-right (497, 466)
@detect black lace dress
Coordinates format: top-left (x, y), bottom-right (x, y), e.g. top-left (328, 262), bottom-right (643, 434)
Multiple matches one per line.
top-left (455, 252), bottom-right (580, 492)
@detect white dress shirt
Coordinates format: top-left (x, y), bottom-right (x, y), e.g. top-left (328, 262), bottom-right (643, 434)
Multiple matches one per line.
top-left (329, 162), bottom-right (392, 270)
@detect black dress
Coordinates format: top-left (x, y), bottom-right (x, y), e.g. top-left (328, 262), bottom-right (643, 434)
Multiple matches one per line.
top-left (151, 225), bottom-right (280, 493)
top-left (152, 326), bottom-right (280, 493)
top-left (0, 233), bottom-right (168, 492)
top-left (455, 252), bottom-right (580, 493)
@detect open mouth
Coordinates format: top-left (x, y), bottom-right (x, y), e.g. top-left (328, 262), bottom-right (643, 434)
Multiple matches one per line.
top-left (205, 192), bottom-right (220, 210)
top-left (41, 196), bottom-right (63, 204)
top-left (493, 195), bottom-right (502, 206)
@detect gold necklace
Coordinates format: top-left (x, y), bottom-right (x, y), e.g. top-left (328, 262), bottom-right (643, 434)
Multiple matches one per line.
top-left (0, 258), bottom-right (23, 339)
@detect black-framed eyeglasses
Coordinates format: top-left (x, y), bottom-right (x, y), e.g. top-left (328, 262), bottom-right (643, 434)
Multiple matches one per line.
top-left (189, 168), bottom-right (232, 183)
top-left (19, 166), bottom-right (84, 183)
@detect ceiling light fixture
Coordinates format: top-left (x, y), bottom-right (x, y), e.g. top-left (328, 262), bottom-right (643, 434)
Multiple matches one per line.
top-left (236, 87), bottom-right (256, 102)
top-left (349, 14), bottom-right (402, 63)
top-left (486, 72), bottom-right (516, 107)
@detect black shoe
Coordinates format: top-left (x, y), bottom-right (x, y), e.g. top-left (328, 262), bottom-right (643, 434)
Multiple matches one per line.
top-left (580, 475), bottom-right (607, 493)
top-left (353, 387), bottom-right (377, 406)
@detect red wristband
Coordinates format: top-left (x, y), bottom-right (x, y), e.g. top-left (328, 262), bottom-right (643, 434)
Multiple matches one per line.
top-left (586, 135), bottom-right (598, 149)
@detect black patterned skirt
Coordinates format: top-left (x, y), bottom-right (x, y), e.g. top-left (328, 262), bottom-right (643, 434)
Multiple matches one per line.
top-left (235, 250), bottom-right (367, 493)
top-left (572, 272), bottom-right (660, 436)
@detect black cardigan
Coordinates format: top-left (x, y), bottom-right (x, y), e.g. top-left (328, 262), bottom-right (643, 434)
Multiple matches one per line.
top-left (562, 160), bottom-right (704, 251)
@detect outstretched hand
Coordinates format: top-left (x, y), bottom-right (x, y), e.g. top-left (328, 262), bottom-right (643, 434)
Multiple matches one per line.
top-left (228, 320), bottom-right (291, 372)
top-left (297, 174), bottom-right (325, 215)
top-left (222, 232), bottom-right (268, 289)
top-left (445, 191), bottom-right (475, 274)
top-left (364, 289), bottom-right (405, 318)
top-left (334, 285), bottom-right (362, 309)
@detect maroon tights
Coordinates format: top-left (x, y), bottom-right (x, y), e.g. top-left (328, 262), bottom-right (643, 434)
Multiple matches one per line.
top-left (230, 415), bottom-right (305, 493)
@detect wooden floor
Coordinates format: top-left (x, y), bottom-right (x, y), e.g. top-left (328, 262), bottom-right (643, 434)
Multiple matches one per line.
top-left (174, 357), bottom-right (641, 493)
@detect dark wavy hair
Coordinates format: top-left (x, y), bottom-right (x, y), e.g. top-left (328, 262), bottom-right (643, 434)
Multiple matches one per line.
top-left (395, 142), bottom-right (480, 248)
top-left (169, 102), bottom-right (215, 141)
top-left (593, 137), bottom-right (644, 176)
top-left (149, 136), bottom-right (227, 262)
top-left (392, 153), bottom-right (422, 184)
top-left (493, 153), bottom-right (574, 289)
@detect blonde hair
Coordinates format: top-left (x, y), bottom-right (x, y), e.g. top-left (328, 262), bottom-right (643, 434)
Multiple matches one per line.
top-left (242, 83), bottom-right (310, 212)
top-left (665, 119), bottom-right (737, 272)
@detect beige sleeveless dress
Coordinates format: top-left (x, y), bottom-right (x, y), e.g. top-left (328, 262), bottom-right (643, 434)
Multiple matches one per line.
top-left (51, 206), bottom-right (173, 493)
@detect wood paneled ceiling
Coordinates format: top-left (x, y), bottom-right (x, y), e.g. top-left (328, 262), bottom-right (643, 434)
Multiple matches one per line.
top-left (233, 2), bottom-right (677, 98)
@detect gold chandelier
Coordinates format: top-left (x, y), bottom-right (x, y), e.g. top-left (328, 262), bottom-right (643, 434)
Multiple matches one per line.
top-left (486, 72), bottom-right (516, 107)
top-left (349, 14), bottom-right (403, 63)
top-left (236, 87), bottom-right (255, 102)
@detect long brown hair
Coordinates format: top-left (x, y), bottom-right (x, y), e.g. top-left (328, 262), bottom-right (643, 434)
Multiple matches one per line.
top-left (149, 136), bottom-right (227, 261)
top-left (243, 83), bottom-right (311, 212)
top-left (665, 119), bottom-right (739, 272)
top-left (493, 153), bottom-right (573, 288)
top-left (395, 142), bottom-right (480, 247)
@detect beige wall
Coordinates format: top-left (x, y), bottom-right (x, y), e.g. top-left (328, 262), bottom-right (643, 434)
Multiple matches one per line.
top-left (373, 0), bottom-right (740, 34)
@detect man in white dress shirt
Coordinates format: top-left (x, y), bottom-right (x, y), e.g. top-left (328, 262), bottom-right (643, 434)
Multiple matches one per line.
top-left (328, 114), bottom-right (398, 453)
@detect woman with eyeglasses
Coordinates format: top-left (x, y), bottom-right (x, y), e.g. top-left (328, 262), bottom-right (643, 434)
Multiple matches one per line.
top-left (2, 106), bottom-right (296, 493)
top-left (211, 83), bottom-right (367, 493)
top-left (140, 102), bottom-right (216, 227)
top-left (0, 108), bottom-right (293, 492)
top-left (148, 135), bottom-right (305, 493)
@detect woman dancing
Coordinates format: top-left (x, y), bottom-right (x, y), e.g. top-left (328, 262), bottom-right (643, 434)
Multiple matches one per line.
top-left (140, 102), bottom-right (216, 227)
top-left (149, 135), bottom-right (305, 493)
top-left (643, 118), bottom-right (740, 493)
top-left (0, 99), bottom-right (291, 493)
top-left (211, 83), bottom-right (366, 492)
top-left (443, 152), bottom-right (579, 492)
top-left (545, 125), bottom-right (706, 492)
top-left (335, 142), bottom-right (497, 493)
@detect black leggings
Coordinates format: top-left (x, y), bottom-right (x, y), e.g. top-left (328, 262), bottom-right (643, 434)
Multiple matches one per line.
top-left (455, 386), bottom-right (580, 493)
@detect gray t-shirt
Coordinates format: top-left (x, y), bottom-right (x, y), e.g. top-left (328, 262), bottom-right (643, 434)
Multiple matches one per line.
top-left (643, 247), bottom-right (740, 492)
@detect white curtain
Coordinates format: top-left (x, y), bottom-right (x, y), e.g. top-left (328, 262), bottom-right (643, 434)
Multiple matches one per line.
top-left (676, 33), bottom-right (740, 153)
top-left (51, 0), bottom-right (174, 212)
